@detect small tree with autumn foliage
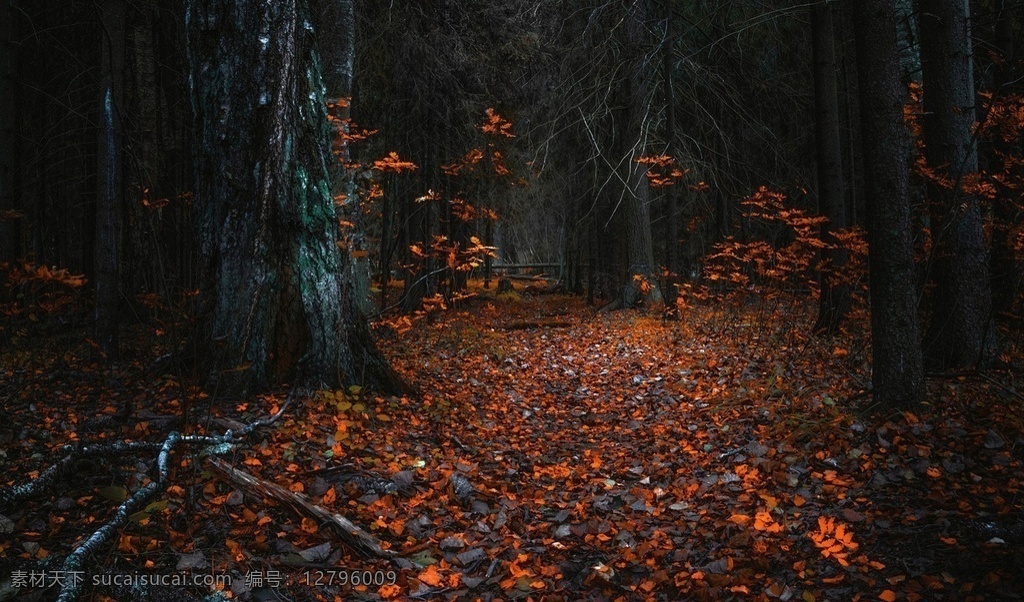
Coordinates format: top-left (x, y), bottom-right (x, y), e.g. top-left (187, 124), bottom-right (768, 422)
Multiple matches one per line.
top-left (698, 187), bottom-right (869, 338)
top-left (332, 109), bottom-right (516, 317)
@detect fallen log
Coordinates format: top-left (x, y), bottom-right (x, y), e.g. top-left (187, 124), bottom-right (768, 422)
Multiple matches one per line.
top-left (206, 457), bottom-right (394, 559)
top-left (502, 320), bottom-right (573, 331)
top-left (501, 274), bottom-right (554, 282)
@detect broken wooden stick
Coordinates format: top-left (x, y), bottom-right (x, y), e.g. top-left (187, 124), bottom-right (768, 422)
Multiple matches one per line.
top-left (206, 457), bottom-right (394, 559)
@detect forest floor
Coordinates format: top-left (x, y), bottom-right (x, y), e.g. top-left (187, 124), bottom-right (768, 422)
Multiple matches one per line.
top-left (2, 287), bottom-right (1024, 601)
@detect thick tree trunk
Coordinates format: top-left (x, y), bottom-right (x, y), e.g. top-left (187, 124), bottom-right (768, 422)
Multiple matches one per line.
top-left (95, 0), bottom-right (126, 360)
top-left (621, 0), bottom-right (662, 308)
top-left (812, 1), bottom-right (850, 335)
top-left (839, 9), bottom-right (863, 230)
top-left (918, 0), bottom-right (994, 368)
top-left (852, 0), bottom-right (925, 407)
top-left (186, 0), bottom-right (405, 394)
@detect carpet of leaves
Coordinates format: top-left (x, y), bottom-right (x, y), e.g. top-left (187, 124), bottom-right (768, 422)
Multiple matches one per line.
top-left (2, 292), bottom-right (1024, 602)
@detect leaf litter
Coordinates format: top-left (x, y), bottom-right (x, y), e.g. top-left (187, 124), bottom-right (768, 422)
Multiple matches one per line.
top-left (2, 292), bottom-right (1023, 601)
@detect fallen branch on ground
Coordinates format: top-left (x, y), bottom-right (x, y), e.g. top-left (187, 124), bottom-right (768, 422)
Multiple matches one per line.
top-left (0, 440), bottom-right (163, 510)
top-left (55, 433), bottom-right (181, 602)
top-left (0, 388), bottom-right (383, 602)
top-left (502, 320), bottom-right (573, 331)
top-left (206, 457), bottom-right (395, 559)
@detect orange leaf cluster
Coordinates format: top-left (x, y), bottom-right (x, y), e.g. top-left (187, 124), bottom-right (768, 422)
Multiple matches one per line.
top-left (809, 516), bottom-right (859, 567)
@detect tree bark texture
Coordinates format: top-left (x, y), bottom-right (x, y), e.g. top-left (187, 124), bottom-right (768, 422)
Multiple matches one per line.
top-left (812, 1), bottom-right (850, 334)
top-left (123, 0), bottom-right (162, 295)
top-left (851, 0), bottom-right (925, 407)
top-left (621, 0), bottom-right (662, 308)
top-left (917, 0), bottom-right (994, 368)
top-left (95, 0), bottom-right (126, 360)
top-left (0, 0), bottom-right (18, 262)
top-left (312, 0), bottom-right (371, 313)
top-left (661, 0), bottom-right (679, 315)
top-left (989, 1), bottom-right (1020, 312)
top-left (186, 0), bottom-right (404, 393)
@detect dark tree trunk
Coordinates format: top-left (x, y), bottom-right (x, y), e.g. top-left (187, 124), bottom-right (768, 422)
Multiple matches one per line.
top-left (313, 0), bottom-right (371, 313)
top-left (990, 1), bottom-right (1020, 312)
top-left (186, 0), bottom-right (405, 394)
top-left (621, 0), bottom-right (662, 308)
top-left (484, 218), bottom-right (493, 289)
top-left (124, 0), bottom-right (162, 296)
top-left (402, 136), bottom-right (441, 313)
top-left (851, 0), bottom-right (925, 407)
top-left (0, 0), bottom-right (18, 263)
top-left (918, 0), bottom-right (993, 368)
top-left (831, 5), bottom-right (864, 231)
top-left (95, 0), bottom-right (126, 360)
top-left (587, 201), bottom-right (597, 305)
top-left (313, 0), bottom-right (355, 100)
top-left (812, 1), bottom-right (850, 335)
top-left (661, 0), bottom-right (679, 317)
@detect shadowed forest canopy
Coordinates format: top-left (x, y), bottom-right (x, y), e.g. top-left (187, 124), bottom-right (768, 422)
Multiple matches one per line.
top-left (1, 0), bottom-right (1024, 600)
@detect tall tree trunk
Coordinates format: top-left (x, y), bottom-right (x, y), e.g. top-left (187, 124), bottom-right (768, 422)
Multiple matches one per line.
top-left (852, 0), bottom-right (925, 407)
top-left (918, 0), bottom-right (993, 368)
top-left (95, 0), bottom-right (126, 360)
top-left (812, 1), bottom-right (850, 335)
top-left (0, 0), bottom-right (18, 263)
top-left (124, 0), bottom-right (162, 296)
top-left (313, 0), bottom-right (371, 313)
top-left (661, 0), bottom-right (679, 317)
top-left (990, 1), bottom-right (1020, 312)
top-left (186, 0), bottom-right (405, 394)
top-left (621, 0), bottom-right (662, 308)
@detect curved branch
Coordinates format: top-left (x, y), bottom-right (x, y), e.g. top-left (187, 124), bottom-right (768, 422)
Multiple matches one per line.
top-left (55, 433), bottom-right (181, 602)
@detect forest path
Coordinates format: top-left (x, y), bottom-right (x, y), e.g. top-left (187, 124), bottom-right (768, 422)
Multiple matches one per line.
top-left (2, 291), bottom-right (1020, 600)
top-left (372, 292), bottom-right (1024, 599)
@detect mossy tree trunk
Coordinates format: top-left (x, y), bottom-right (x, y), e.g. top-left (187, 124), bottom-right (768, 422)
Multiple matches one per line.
top-left (186, 0), bottom-right (405, 394)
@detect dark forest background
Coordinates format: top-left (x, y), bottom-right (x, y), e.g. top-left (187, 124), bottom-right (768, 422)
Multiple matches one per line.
top-left (2, 1), bottom-right (1021, 400)
top-left (2, 2), bottom-right (1024, 601)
